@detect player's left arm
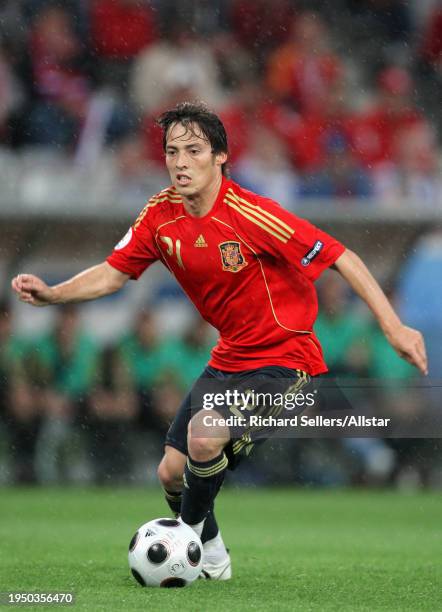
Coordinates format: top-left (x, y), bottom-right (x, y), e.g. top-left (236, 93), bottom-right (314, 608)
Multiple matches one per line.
top-left (332, 248), bottom-right (428, 375)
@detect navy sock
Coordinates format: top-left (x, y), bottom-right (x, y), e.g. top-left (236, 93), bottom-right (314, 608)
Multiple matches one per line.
top-left (163, 487), bottom-right (219, 543)
top-left (181, 452), bottom-right (227, 528)
top-left (163, 488), bottom-right (182, 517)
top-left (201, 507), bottom-right (219, 543)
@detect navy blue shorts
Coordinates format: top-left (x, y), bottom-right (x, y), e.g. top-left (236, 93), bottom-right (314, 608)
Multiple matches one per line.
top-left (165, 365), bottom-right (312, 471)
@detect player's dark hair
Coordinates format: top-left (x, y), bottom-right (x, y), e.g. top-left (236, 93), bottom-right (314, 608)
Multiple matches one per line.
top-left (157, 101), bottom-right (229, 176)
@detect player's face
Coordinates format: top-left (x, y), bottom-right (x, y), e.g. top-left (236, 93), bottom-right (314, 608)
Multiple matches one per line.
top-left (165, 122), bottom-right (227, 197)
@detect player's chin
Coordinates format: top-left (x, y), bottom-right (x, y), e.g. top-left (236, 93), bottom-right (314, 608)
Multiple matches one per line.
top-left (175, 182), bottom-right (197, 195)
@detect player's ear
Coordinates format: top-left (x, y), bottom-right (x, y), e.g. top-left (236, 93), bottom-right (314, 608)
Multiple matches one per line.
top-left (215, 151), bottom-right (228, 167)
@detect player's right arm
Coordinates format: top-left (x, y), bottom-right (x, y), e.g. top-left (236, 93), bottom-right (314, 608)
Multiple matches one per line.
top-left (11, 262), bottom-right (129, 307)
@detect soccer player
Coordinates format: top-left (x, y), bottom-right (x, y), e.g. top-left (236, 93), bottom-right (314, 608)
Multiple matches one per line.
top-left (11, 102), bottom-right (427, 581)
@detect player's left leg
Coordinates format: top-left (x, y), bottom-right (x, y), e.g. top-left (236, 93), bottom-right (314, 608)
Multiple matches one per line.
top-left (159, 368), bottom-right (231, 578)
top-left (180, 409), bottom-right (232, 579)
top-left (180, 409), bottom-right (230, 535)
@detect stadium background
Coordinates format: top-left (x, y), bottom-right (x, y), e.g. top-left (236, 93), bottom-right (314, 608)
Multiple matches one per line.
top-left (0, 0), bottom-right (441, 490)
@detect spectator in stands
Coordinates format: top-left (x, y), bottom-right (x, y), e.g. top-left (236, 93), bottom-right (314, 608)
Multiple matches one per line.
top-left (420, 6), bottom-right (442, 77)
top-left (373, 122), bottom-right (442, 206)
top-left (232, 125), bottom-right (299, 210)
top-left (365, 286), bottom-right (430, 487)
top-left (116, 309), bottom-right (182, 435)
top-left (129, 25), bottom-right (224, 116)
top-left (24, 5), bottom-right (91, 147)
top-left (351, 66), bottom-right (427, 169)
top-left (299, 131), bottom-right (373, 199)
top-left (315, 275), bottom-right (396, 484)
top-left (87, 344), bottom-right (138, 484)
top-left (266, 11), bottom-right (343, 115)
top-left (283, 79), bottom-right (356, 173)
top-left (219, 76), bottom-right (293, 165)
top-left (164, 317), bottom-right (214, 389)
top-left (32, 304), bottom-right (98, 483)
top-left (89, 0), bottom-right (158, 89)
top-left (0, 300), bottom-right (38, 483)
top-left (315, 274), bottom-right (369, 377)
top-left (229, 0), bottom-right (295, 67)
top-left (0, 44), bottom-right (23, 143)
top-left (111, 134), bottom-right (168, 204)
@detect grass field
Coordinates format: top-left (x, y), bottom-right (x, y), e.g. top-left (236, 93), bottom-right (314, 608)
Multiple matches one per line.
top-left (0, 487), bottom-right (440, 611)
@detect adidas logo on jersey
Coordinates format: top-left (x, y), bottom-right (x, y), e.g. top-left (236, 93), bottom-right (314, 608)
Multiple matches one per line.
top-left (194, 234), bottom-right (208, 247)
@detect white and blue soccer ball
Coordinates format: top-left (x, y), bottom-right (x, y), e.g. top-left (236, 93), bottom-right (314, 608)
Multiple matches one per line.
top-left (128, 518), bottom-right (203, 587)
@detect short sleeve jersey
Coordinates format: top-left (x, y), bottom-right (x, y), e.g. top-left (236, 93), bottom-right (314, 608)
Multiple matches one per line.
top-left (107, 177), bottom-right (345, 375)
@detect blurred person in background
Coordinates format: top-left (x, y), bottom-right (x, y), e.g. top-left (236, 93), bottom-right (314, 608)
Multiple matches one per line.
top-left (0, 300), bottom-right (38, 483)
top-left (232, 125), bottom-right (299, 210)
top-left (116, 309), bottom-right (185, 435)
top-left (87, 343), bottom-right (138, 484)
top-left (89, 0), bottom-right (158, 90)
top-left (0, 42), bottom-right (24, 144)
top-left (161, 317), bottom-right (214, 389)
top-left (129, 24), bottom-right (224, 116)
top-left (24, 5), bottom-right (92, 148)
top-left (419, 5), bottom-right (442, 79)
top-left (283, 79), bottom-right (355, 173)
top-left (373, 122), bottom-right (442, 206)
top-left (364, 286), bottom-right (432, 488)
top-left (315, 274), bottom-right (395, 484)
top-left (266, 11), bottom-right (343, 115)
top-left (299, 131), bottom-right (373, 199)
top-left (315, 274), bottom-right (369, 378)
top-left (22, 3), bottom-right (135, 152)
top-left (351, 66), bottom-right (428, 170)
top-left (228, 0), bottom-right (295, 68)
top-left (417, 4), bottom-right (442, 139)
top-left (32, 304), bottom-right (98, 483)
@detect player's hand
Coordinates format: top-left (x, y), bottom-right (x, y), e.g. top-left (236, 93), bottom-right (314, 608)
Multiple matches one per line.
top-left (386, 324), bottom-right (428, 376)
top-left (11, 274), bottom-right (55, 307)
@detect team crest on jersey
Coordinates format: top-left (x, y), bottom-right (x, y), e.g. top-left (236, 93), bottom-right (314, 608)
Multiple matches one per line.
top-left (219, 241), bottom-right (248, 273)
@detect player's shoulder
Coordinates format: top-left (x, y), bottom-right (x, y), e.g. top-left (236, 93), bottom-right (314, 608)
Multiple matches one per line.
top-left (223, 180), bottom-right (299, 241)
top-left (133, 185), bottom-right (184, 229)
top-left (226, 180), bottom-right (289, 214)
top-left (146, 185), bottom-right (184, 214)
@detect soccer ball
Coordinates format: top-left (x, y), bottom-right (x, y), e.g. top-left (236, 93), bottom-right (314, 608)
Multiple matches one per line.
top-left (128, 518), bottom-right (203, 587)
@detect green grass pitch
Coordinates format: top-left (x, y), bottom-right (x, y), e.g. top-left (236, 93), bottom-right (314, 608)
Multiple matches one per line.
top-left (0, 487), bottom-right (440, 611)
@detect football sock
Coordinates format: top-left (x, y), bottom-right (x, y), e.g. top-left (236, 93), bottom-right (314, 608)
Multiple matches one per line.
top-left (163, 488), bottom-right (182, 516)
top-left (163, 488), bottom-right (219, 543)
top-left (181, 452), bottom-right (228, 529)
top-left (201, 507), bottom-right (219, 543)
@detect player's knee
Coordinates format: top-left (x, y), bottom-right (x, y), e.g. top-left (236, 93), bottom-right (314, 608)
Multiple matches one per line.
top-left (157, 457), bottom-right (182, 491)
top-left (187, 435), bottom-right (223, 462)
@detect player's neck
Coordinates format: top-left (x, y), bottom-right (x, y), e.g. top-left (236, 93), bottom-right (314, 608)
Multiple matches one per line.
top-left (182, 174), bottom-right (223, 218)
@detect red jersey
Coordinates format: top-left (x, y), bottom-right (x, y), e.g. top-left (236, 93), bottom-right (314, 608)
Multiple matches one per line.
top-left (107, 178), bottom-right (345, 375)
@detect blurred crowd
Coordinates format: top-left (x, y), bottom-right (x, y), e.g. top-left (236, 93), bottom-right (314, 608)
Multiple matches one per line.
top-left (1, 1), bottom-right (441, 488)
top-left (1, 272), bottom-right (439, 488)
top-left (0, 0), bottom-right (441, 206)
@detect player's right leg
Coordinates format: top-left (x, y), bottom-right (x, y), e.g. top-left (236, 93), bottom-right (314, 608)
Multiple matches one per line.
top-left (157, 445), bottom-right (186, 516)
